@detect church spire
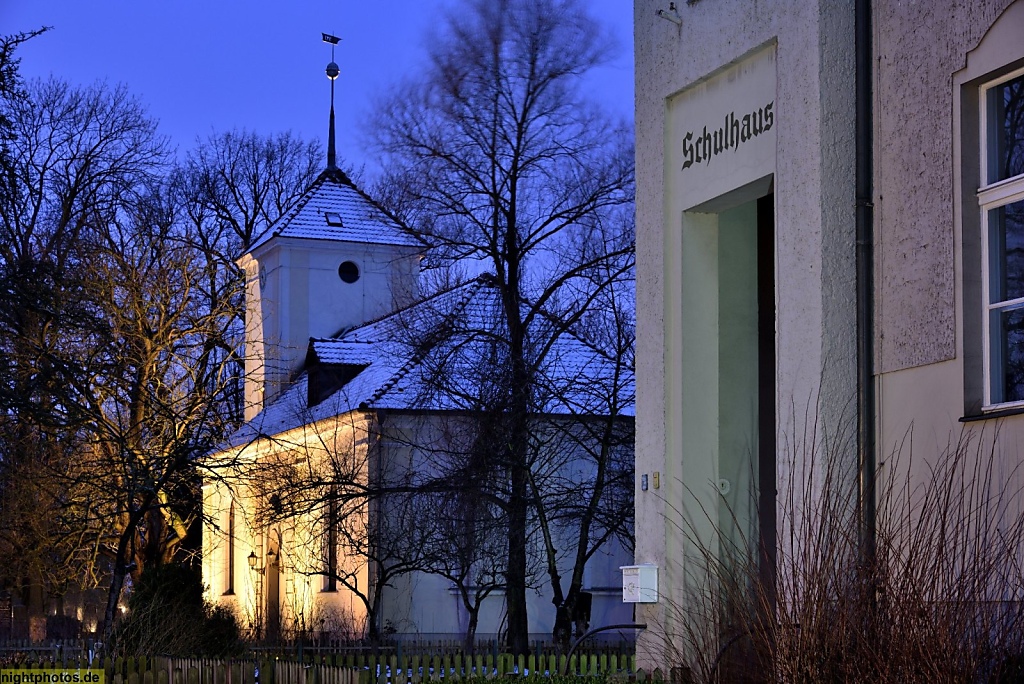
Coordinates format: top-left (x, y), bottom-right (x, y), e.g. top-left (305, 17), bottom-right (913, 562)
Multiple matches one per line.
top-left (323, 33), bottom-right (341, 170)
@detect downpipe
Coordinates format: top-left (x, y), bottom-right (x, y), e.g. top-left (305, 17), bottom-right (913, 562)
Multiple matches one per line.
top-left (855, 0), bottom-right (877, 567)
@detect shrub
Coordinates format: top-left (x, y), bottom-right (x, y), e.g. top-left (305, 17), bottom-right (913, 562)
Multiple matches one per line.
top-left (110, 564), bottom-right (242, 657)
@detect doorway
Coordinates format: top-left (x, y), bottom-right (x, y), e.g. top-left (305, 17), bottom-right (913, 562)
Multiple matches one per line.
top-left (266, 532), bottom-right (281, 641)
top-left (680, 190), bottom-right (775, 589)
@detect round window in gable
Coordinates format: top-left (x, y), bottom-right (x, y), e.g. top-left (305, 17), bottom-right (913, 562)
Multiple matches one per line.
top-left (338, 261), bottom-right (360, 284)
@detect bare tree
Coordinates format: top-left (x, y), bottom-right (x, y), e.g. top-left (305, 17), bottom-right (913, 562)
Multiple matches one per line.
top-left (87, 131), bottom-right (324, 632)
top-left (0, 29), bottom-right (46, 154)
top-left (418, 421), bottom-right (513, 650)
top-left (180, 130), bottom-right (321, 253)
top-left (371, 0), bottom-right (634, 652)
top-left (87, 181), bottom-right (257, 631)
top-left (171, 131), bottom-right (322, 427)
top-left (0, 75), bottom-right (170, 631)
top-left (373, 408), bottom-right (527, 649)
top-left (531, 264), bottom-right (635, 646)
top-left (423, 489), bottom-right (508, 649)
top-left (0, 73), bottom-right (322, 636)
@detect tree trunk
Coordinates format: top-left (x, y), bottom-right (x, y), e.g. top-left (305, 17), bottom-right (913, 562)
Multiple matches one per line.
top-left (503, 324), bottom-right (532, 654)
top-left (102, 536), bottom-right (131, 639)
top-left (505, 456), bottom-right (529, 654)
top-left (553, 603), bottom-right (573, 650)
top-left (465, 604), bottom-right (480, 653)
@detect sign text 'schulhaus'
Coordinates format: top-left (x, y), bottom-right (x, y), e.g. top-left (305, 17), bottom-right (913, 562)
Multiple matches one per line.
top-left (681, 101), bottom-right (774, 171)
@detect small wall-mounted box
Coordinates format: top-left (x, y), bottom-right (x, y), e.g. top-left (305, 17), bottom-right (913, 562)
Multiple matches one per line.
top-left (620, 564), bottom-right (658, 603)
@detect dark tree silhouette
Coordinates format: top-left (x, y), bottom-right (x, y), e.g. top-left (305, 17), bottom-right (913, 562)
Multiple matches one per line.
top-left (371, 0), bottom-right (634, 651)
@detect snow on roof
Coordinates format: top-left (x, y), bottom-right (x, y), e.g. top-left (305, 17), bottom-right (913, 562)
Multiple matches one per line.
top-left (247, 168), bottom-right (420, 253)
top-left (308, 340), bottom-right (375, 366)
top-left (222, 276), bottom-right (634, 450)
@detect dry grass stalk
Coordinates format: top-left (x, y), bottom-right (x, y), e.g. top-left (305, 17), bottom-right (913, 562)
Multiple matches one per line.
top-left (648, 418), bottom-right (1024, 683)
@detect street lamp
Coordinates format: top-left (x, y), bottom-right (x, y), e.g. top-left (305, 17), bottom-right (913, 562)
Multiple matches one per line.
top-left (248, 548), bottom-right (275, 641)
top-left (248, 548), bottom-right (276, 574)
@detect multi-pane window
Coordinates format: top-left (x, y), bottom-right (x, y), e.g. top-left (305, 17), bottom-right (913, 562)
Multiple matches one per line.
top-left (981, 68), bottom-right (1024, 407)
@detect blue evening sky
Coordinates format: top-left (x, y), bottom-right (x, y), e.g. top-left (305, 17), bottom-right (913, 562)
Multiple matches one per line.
top-left (1, 1), bottom-right (634, 180)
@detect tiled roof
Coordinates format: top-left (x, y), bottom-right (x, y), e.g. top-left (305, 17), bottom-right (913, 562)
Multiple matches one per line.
top-left (247, 168), bottom-right (420, 253)
top-left (222, 276), bottom-right (634, 450)
top-left (308, 340), bottom-right (375, 366)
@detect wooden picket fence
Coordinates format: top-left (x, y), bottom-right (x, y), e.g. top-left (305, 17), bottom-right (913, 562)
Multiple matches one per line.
top-left (265, 652), bottom-right (638, 682)
top-left (0, 653), bottom-right (640, 684)
top-left (248, 639), bottom-right (635, 661)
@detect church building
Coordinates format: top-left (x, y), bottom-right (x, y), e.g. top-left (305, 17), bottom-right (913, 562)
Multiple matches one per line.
top-left (201, 59), bottom-right (634, 642)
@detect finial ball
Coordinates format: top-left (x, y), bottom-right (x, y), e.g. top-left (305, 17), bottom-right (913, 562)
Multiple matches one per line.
top-left (326, 62), bottom-right (340, 80)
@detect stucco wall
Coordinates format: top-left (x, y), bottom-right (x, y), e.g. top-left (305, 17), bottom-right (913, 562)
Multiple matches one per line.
top-left (635, 0), bottom-right (1024, 673)
top-left (874, 0), bottom-right (1024, 534)
top-left (874, 0), bottom-right (1014, 374)
top-left (203, 413), bottom-right (373, 639)
top-left (874, 0), bottom-right (1019, 449)
top-left (634, 0), bottom-right (857, 667)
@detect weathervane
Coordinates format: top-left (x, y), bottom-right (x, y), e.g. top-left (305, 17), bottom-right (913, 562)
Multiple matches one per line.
top-left (323, 32), bottom-right (341, 170)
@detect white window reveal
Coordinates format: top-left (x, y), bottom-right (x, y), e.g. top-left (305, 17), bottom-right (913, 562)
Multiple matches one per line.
top-left (980, 67), bottom-right (1024, 407)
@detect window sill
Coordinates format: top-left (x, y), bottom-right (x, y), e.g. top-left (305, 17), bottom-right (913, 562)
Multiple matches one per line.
top-left (960, 405), bottom-right (1024, 422)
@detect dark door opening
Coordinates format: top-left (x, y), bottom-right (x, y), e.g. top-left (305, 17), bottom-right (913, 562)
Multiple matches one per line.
top-left (757, 193), bottom-right (777, 604)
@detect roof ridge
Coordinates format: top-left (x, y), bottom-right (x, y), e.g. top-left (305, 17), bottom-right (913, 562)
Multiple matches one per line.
top-left (245, 169), bottom-right (419, 254)
top-left (310, 336), bottom-right (373, 344)
top-left (329, 169), bottom-right (424, 248)
top-left (246, 173), bottom-right (329, 253)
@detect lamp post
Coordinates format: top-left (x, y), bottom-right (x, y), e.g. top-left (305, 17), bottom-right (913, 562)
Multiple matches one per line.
top-left (248, 549), bottom-right (265, 641)
top-left (248, 548), bottom-right (278, 643)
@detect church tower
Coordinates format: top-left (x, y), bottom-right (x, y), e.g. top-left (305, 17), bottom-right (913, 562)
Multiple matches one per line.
top-left (237, 47), bottom-right (420, 420)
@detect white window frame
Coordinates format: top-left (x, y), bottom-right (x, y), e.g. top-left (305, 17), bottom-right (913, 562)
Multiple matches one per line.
top-left (980, 65), bottom-right (1024, 409)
